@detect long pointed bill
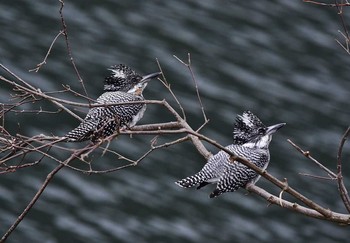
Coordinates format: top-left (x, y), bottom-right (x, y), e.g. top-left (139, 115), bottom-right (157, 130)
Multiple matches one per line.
top-left (266, 123), bottom-right (286, 135)
top-left (140, 71), bottom-right (162, 83)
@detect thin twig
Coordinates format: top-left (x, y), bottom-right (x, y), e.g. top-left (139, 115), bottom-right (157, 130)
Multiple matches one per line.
top-left (59, 0), bottom-right (89, 100)
top-left (173, 54), bottom-right (208, 122)
top-left (156, 58), bottom-right (187, 120)
top-left (0, 68), bottom-right (83, 121)
top-left (335, 0), bottom-right (350, 54)
top-left (336, 126), bottom-right (350, 213)
top-left (287, 139), bottom-right (337, 179)
top-left (299, 172), bottom-right (337, 180)
top-left (29, 30), bottom-right (64, 72)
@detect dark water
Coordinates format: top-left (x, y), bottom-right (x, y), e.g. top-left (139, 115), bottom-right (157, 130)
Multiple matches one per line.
top-left (1, 0), bottom-right (350, 242)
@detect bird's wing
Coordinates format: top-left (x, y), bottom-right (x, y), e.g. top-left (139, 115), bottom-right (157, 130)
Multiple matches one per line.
top-left (95, 92), bottom-right (144, 125)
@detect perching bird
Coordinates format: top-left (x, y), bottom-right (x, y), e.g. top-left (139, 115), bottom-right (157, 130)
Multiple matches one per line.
top-left (176, 110), bottom-right (285, 198)
top-left (65, 64), bottom-right (161, 142)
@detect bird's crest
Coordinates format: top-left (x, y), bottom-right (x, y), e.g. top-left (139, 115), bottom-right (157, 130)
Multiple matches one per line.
top-left (233, 110), bottom-right (266, 144)
top-left (104, 64), bottom-right (142, 92)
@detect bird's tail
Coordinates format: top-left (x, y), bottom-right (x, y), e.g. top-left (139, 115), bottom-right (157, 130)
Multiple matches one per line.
top-left (175, 173), bottom-right (206, 188)
top-left (209, 189), bottom-right (222, 198)
top-left (65, 120), bottom-right (98, 142)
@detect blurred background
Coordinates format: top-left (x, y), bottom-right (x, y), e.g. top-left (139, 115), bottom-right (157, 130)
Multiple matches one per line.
top-left (1, 0), bottom-right (350, 242)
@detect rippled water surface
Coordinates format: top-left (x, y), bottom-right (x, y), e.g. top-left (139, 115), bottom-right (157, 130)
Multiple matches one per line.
top-left (1, 1), bottom-right (350, 242)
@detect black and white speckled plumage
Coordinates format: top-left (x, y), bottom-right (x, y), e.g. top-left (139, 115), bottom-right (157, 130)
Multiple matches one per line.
top-left (65, 64), bottom-right (160, 142)
top-left (176, 110), bottom-right (285, 198)
top-left (65, 92), bottom-right (145, 142)
top-left (233, 110), bottom-right (267, 145)
top-left (104, 64), bottom-right (143, 92)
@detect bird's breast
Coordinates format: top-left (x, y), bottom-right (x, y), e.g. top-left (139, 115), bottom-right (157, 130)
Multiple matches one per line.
top-left (129, 104), bottom-right (147, 127)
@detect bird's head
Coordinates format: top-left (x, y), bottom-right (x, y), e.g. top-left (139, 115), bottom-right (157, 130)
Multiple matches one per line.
top-left (104, 64), bottom-right (161, 93)
top-left (126, 71), bottom-right (162, 96)
top-left (233, 110), bottom-right (285, 149)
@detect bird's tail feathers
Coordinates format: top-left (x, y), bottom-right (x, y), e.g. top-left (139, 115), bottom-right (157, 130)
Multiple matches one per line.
top-left (65, 120), bottom-right (98, 142)
top-left (175, 173), bottom-right (206, 188)
top-left (209, 189), bottom-right (222, 198)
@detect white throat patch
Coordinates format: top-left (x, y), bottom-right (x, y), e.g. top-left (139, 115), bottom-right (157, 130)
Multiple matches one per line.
top-left (243, 134), bottom-right (272, 149)
top-left (128, 83), bottom-right (147, 95)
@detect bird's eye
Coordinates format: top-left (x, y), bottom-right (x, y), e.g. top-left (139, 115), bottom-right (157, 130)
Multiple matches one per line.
top-left (258, 128), bottom-right (265, 134)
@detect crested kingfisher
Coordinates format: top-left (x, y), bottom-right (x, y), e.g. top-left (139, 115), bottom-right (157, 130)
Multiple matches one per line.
top-left (65, 64), bottom-right (161, 142)
top-left (176, 110), bottom-right (285, 198)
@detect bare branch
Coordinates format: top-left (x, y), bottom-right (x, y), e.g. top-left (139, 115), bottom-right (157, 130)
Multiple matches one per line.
top-left (303, 0), bottom-right (350, 7)
top-left (287, 139), bottom-right (337, 179)
top-left (58, 0), bottom-right (89, 100)
top-left (29, 30), bottom-right (64, 72)
top-left (130, 122), bottom-right (182, 131)
top-left (299, 172), bottom-right (337, 180)
top-left (247, 184), bottom-right (350, 224)
top-left (156, 58), bottom-right (187, 120)
top-left (173, 54), bottom-right (208, 122)
top-left (1, 164), bottom-right (64, 242)
top-left (0, 67), bottom-right (83, 121)
top-left (337, 126), bottom-right (350, 213)
top-left (0, 143), bottom-right (91, 242)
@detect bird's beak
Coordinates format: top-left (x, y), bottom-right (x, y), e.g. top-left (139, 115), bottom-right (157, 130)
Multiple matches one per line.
top-left (140, 71), bottom-right (162, 83)
top-left (266, 123), bottom-right (286, 135)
